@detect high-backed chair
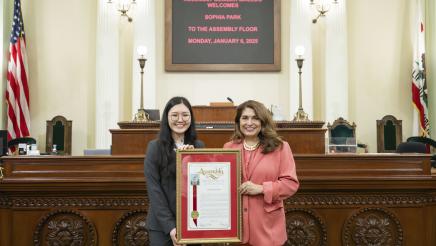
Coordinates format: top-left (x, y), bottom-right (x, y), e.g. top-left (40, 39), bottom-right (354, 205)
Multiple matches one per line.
top-left (327, 117), bottom-right (356, 144)
top-left (327, 117), bottom-right (356, 153)
top-left (46, 115), bottom-right (72, 155)
top-left (376, 115), bottom-right (402, 153)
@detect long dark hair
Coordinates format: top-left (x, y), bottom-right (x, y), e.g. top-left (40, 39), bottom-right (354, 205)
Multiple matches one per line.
top-left (231, 100), bottom-right (282, 154)
top-left (158, 96), bottom-right (197, 157)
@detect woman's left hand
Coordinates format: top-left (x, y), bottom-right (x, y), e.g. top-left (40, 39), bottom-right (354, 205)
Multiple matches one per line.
top-left (177, 144), bottom-right (195, 150)
top-left (239, 181), bottom-right (263, 195)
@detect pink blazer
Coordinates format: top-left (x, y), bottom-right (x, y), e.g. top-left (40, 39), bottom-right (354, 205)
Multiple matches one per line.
top-left (224, 141), bottom-right (299, 246)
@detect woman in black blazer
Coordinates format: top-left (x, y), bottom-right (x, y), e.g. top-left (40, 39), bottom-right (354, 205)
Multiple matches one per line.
top-left (144, 96), bottom-right (204, 246)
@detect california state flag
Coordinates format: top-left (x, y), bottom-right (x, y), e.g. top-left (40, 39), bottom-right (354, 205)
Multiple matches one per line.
top-left (411, 0), bottom-right (430, 137)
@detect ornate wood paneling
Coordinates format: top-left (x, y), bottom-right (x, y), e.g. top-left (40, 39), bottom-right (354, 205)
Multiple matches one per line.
top-left (342, 208), bottom-right (403, 246)
top-left (33, 210), bottom-right (97, 246)
top-left (0, 155), bottom-right (435, 245)
top-left (112, 210), bottom-right (148, 246)
top-left (0, 195), bottom-right (9, 208)
top-left (285, 208), bottom-right (327, 246)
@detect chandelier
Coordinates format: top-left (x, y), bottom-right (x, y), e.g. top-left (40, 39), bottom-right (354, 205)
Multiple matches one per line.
top-left (107, 0), bottom-right (136, 22)
top-left (310, 0), bottom-right (338, 24)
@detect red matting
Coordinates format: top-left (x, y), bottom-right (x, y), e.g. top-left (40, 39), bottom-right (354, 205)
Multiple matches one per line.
top-left (179, 152), bottom-right (239, 240)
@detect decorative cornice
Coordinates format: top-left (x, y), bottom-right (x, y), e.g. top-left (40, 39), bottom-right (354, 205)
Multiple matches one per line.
top-left (117, 120), bottom-right (325, 129)
top-left (286, 193), bottom-right (434, 207)
top-left (276, 120), bottom-right (325, 129)
top-left (4, 193), bottom-right (436, 209)
top-left (118, 121), bottom-right (160, 129)
top-left (11, 197), bottom-right (147, 208)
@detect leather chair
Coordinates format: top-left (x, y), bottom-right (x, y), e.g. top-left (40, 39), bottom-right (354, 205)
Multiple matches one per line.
top-left (404, 137), bottom-right (436, 168)
top-left (8, 137), bottom-right (37, 155)
top-left (8, 137), bottom-right (37, 148)
top-left (396, 142), bottom-right (427, 153)
top-left (406, 136), bottom-right (436, 150)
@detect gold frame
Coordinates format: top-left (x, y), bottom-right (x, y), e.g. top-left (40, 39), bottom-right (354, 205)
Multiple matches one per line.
top-left (176, 148), bottom-right (242, 244)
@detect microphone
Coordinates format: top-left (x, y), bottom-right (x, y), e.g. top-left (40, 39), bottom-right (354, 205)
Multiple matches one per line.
top-left (226, 97), bottom-right (234, 103)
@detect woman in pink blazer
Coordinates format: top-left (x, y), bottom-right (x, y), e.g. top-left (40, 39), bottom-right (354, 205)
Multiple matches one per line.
top-left (223, 100), bottom-right (299, 246)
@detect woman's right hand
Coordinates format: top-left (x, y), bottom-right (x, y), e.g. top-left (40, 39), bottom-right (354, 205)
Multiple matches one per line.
top-left (170, 228), bottom-right (182, 246)
top-left (239, 181), bottom-right (263, 195)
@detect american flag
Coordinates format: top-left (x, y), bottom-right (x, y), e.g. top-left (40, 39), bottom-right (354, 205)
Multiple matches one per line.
top-left (6, 0), bottom-right (30, 143)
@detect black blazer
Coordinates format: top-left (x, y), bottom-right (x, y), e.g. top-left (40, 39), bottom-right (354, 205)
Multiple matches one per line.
top-left (144, 139), bottom-right (205, 234)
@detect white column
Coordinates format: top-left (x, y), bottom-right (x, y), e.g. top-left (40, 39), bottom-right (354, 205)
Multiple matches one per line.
top-left (95, 0), bottom-right (120, 148)
top-left (324, 1), bottom-right (348, 122)
top-left (0, 0), bottom-right (6, 129)
top-left (290, 0), bottom-right (314, 120)
top-left (131, 0), bottom-right (156, 116)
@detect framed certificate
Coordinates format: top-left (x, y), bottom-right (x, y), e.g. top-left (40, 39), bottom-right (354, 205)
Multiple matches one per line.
top-left (176, 149), bottom-right (242, 244)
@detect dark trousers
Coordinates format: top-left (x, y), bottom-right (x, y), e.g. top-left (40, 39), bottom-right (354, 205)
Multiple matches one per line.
top-left (148, 229), bottom-right (198, 246)
top-left (148, 229), bottom-right (172, 246)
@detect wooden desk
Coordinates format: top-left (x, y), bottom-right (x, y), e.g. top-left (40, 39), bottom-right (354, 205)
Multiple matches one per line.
top-left (192, 105), bottom-right (236, 122)
top-left (111, 127), bottom-right (327, 155)
top-left (0, 154), bottom-right (435, 245)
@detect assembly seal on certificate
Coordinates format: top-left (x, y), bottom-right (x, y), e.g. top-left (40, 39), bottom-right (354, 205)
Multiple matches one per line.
top-left (176, 148), bottom-right (242, 244)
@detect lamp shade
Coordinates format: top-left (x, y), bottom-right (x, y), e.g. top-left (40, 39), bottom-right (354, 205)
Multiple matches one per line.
top-left (137, 45), bottom-right (148, 57)
top-left (295, 46), bottom-right (305, 57)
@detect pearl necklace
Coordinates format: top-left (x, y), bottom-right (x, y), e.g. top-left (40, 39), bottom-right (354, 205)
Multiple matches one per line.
top-left (243, 140), bottom-right (260, 151)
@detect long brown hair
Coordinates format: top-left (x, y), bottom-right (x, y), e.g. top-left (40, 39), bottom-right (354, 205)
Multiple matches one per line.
top-left (231, 100), bottom-right (282, 154)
